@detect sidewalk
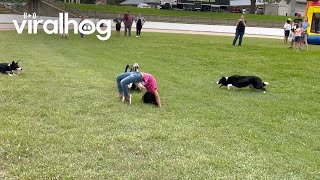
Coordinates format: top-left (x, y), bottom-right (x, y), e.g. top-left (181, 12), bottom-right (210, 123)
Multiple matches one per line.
top-left (0, 14), bottom-right (283, 39)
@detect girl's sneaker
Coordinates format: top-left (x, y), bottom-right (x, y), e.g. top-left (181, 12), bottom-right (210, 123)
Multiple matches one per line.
top-left (125, 94), bottom-right (132, 104)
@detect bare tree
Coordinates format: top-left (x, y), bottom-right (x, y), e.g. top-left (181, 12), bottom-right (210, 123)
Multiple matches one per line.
top-left (250, 0), bottom-right (256, 14)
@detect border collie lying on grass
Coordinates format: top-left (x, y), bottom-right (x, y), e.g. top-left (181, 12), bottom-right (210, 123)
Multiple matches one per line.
top-left (217, 75), bottom-right (269, 93)
top-left (0, 61), bottom-right (22, 76)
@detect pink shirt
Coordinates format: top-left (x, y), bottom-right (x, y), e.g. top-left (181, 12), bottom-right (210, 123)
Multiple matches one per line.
top-left (295, 28), bottom-right (302, 36)
top-left (143, 73), bottom-right (157, 92)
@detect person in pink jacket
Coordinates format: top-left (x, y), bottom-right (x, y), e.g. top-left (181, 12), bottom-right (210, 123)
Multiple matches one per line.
top-left (123, 11), bottom-right (134, 37)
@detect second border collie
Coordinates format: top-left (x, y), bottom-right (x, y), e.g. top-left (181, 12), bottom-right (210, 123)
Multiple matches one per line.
top-left (217, 75), bottom-right (269, 93)
top-left (0, 61), bottom-right (22, 76)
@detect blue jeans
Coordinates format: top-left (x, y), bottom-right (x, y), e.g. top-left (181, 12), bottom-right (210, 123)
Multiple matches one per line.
top-left (124, 26), bottom-right (132, 36)
top-left (116, 72), bottom-right (143, 97)
top-left (232, 30), bottom-right (244, 46)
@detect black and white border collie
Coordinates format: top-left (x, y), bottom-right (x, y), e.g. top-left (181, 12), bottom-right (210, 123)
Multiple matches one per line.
top-left (0, 61), bottom-right (22, 76)
top-left (217, 75), bottom-right (269, 93)
top-left (124, 63), bottom-right (145, 90)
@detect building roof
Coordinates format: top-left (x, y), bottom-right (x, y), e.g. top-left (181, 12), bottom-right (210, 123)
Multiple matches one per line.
top-left (120, 0), bottom-right (159, 5)
top-left (120, 0), bottom-right (143, 5)
top-left (230, 0), bottom-right (265, 6)
top-left (144, 0), bottom-right (159, 4)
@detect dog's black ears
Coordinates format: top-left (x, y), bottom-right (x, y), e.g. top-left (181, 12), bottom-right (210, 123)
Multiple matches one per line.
top-left (11, 61), bottom-right (19, 64)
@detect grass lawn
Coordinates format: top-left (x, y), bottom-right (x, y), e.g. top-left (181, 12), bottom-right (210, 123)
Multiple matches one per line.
top-left (0, 30), bottom-right (320, 179)
top-left (66, 4), bottom-right (293, 22)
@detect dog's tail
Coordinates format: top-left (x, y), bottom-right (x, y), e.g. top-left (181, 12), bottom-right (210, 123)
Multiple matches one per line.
top-left (124, 65), bottom-right (130, 72)
top-left (263, 82), bottom-right (269, 86)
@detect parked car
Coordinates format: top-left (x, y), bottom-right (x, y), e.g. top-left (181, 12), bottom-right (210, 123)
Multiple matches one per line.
top-left (230, 7), bottom-right (242, 13)
top-left (211, 5), bottom-right (221, 12)
top-left (255, 7), bottom-right (264, 14)
top-left (137, 3), bottom-right (151, 8)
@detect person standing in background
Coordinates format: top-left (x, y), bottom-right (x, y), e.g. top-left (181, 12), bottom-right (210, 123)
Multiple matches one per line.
top-left (113, 14), bottom-right (123, 37)
top-left (294, 22), bottom-right (303, 51)
top-left (284, 18), bottom-right (292, 44)
top-left (232, 15), bottom-right (247, 46)
top-left (61, 16), bottom-right (67, 39)
top-left (293, 13), bottom-right (303, 25)
top-left (123, 11), bottom-right (134, 37)
top-left (135, 14), bottom-right (145, 37)
top-left (301, 16), bottom-right (310, 50)
top-left (79, 16), bottom-right (84, 39)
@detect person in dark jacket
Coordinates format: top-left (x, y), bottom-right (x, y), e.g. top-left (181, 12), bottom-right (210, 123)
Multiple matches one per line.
top-left (232, 15), bottom-right (247, 46)
top-left (135, 14), bottom-right (145, 37)
top-left (113, 14), bottom-right (123, 37)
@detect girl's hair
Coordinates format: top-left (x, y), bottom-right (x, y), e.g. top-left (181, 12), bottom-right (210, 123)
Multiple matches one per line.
top-left (287, 20), bottom-right (290, 23)
top-left (142, 91), bottom-right (158, 106)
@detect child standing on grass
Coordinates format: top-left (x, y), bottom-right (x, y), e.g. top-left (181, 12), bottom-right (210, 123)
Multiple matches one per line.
top-left (284, 18), bottom-right (292, 44)
top-left (113, 14), bottom-right (123, 37)
top-left (294, 22), bottom-right (303, 51)
top-left (289, 22), bottom-right (296, 49)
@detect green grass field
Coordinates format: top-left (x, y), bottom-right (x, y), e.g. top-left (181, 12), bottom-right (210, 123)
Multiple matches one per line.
top-left (66, 4), bottom-right (293, 22)
top-left (0, 30), bottom-right (320, 179)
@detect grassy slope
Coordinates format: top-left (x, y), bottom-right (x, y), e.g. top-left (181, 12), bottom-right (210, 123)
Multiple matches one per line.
top-left (0, 30), bottom-right (319, 179)
top-left (66, 4), bottom-right (293, 22)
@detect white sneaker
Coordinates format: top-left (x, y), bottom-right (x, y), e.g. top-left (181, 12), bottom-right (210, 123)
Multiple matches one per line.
top-left (121, 95), bottom-right (125, 102)
top-left (136, 36), bottom-right (138, 37)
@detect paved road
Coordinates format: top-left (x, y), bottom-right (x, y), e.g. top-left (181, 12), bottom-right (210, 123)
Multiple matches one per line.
top-left (0, 14), bottom-right (283, 39)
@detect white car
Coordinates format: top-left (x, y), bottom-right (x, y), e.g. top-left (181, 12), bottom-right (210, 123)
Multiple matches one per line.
top-left (137, 3), bottom-right (151, 8)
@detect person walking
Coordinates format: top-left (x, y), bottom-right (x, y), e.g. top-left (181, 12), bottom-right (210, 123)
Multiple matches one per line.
top-left (135, 14), bottom-right (145, 37)
top-left (232, 15), bottom-right (247, 46)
